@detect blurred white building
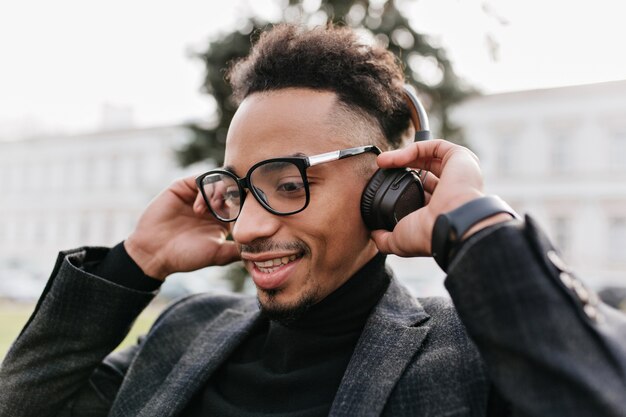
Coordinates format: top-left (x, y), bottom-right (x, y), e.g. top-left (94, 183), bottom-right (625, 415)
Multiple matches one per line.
top-left (0, 125), bottom-right (199, 292)
top-left (453, 80), bottom-right (626, 289)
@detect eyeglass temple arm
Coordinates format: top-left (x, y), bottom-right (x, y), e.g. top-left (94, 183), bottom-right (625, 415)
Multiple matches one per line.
top-left (307, 146), bottom-right (381, 167)
top-left (197, 173), bottom-right (221, 185)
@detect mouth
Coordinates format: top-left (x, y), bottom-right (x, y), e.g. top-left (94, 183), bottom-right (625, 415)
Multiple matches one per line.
top-left (253, 254), bottom-right (300, 273)
top-left (243, 252), bottom-right (305, 290)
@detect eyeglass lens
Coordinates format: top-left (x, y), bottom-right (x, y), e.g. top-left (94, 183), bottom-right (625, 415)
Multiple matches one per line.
top-left (199, 173), bottom-right (241, 221)
top-left (200, 160), bottom-right (307, 221)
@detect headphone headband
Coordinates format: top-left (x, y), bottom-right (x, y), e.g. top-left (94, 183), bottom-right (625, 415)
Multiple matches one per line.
top-left (402, 85), bottom-right (431, 142)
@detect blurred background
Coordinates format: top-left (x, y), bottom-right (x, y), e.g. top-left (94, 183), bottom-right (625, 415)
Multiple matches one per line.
top-left (1, 0), bottom-right (625, 358)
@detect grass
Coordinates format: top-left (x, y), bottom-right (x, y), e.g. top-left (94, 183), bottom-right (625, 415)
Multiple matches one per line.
top-left (0, 301), bottom-right (163, 361)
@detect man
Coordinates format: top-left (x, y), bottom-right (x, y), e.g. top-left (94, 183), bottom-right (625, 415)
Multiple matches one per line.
top-left (1, 24), bottom-right (625, 417)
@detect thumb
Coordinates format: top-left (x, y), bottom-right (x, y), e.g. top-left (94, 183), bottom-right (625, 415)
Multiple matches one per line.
top-left (371, 229), bottom-right (397, 255)
top-left (213, 241), bottom-right (241, 266)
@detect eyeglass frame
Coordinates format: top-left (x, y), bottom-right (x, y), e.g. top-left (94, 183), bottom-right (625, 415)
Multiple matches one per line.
top-left (195, 145), bottom-right (382, 222)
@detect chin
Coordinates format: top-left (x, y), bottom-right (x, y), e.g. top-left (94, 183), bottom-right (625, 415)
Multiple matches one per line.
top-left (257, 286), bottom-right (319, 325)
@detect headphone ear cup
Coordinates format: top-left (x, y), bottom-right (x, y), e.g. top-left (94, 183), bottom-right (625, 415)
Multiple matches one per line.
top-left (361, 168), bottom-right (425, 231)
top-left (361, 169), bottom-right (388, 229)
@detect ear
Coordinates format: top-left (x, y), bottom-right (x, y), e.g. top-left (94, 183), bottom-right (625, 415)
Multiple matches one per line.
top-left (399, 124), bottom-right (416, 147)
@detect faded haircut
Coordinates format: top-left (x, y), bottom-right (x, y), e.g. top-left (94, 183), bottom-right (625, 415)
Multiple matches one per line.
top-left (226, 23), bottom-right (412, 150)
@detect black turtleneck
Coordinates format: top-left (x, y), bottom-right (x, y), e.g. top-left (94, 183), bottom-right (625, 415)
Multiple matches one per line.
top-left (184, 252), bottom-right (391, 417)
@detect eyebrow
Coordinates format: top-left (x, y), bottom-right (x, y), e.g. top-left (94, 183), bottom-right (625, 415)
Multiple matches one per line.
top-left (255, 160), bottom-right (298, 175)
top-left (222, 153), bottom-right (307, 176)
top-left (223, 165), bottom-right (237, 175)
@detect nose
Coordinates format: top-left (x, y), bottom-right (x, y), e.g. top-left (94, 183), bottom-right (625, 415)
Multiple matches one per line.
top-left (231, 190), bottom-right (281, 245)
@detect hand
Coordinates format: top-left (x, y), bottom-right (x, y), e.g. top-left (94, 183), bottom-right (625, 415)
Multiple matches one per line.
top-left (371, 139), bottom-right (501, 257)
top-left (125, 176), bottom-right (240, 280)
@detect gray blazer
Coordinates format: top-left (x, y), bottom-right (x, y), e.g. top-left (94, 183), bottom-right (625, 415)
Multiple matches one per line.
top-left (1, 217), bottom-right (625, 416)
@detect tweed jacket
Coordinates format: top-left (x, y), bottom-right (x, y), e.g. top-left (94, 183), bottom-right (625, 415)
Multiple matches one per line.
top-left (1, 216), bottom-right (625, 416)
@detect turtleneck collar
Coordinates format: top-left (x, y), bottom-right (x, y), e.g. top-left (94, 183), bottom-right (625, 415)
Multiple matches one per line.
top-left (274, 251), bottom-right (390, 335)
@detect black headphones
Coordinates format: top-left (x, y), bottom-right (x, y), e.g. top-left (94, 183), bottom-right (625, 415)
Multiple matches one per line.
top-left (360, 85), bottom-right (431, 231)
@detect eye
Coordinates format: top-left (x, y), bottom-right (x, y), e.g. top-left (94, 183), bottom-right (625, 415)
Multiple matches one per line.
top-left (277, 179), bottom-right (305, 192)
top-left (276, 177), bottom-right (305, 195)
top-left (223, 188), bottom-right (241, 207)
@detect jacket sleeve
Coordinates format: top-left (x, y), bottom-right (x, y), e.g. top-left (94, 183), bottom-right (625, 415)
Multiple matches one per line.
top-left (0, 247), bottom-right (156, 417)
top-left (445, 215), bottom-right (626, 417)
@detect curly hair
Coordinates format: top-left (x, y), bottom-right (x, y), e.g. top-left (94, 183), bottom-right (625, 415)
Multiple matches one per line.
top-left (226, 24), bottom-right (411, 149)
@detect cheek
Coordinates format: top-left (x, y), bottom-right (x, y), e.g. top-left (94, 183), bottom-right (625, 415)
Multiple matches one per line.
top-left (337, 178), bottom-right (369, 225)
top-left (304, 184), bottom-right (371, 258)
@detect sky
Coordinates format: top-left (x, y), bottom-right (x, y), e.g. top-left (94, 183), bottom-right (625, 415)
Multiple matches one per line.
top-left (1, 0), bottom-right (625, 139)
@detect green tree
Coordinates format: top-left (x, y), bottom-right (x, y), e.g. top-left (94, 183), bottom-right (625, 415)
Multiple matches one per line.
top-left (177, 0), bottom-right (475, 168)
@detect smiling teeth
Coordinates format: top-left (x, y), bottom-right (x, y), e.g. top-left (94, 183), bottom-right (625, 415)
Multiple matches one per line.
top-left (254, 255), bottom-right (297, 272)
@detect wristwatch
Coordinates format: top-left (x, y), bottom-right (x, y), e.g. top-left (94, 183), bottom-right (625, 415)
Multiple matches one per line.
top-left (431, 195), bottom-right (519, 271)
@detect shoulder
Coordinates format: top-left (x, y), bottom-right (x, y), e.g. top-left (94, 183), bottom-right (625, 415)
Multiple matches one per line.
top-left (410, 296), bottom-right (486, 386)
top-left (161, 291), bottom-right (257, 315)
top-left (386, 295), bottom-right (490, 413)
top-left (419, 296), bottom-right (462, 328)
top-left (378, 279), bottom-right (481, 363)
top-left (149, 291), bottom-right (258, 333)
top-left (417, 296), bottom-right (477, 349)
top-left (123, 291), bottom-right (259, 366)
top-left (418, 295), bottom-right (456, 314)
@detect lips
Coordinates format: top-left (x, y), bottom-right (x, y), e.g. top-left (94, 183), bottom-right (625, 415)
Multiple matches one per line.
top-left (244, 252), bottom-right (303, 290)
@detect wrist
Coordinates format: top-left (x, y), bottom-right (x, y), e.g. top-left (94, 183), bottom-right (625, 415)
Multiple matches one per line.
top-left (462, 212), bottom-right (514, 241)
top-left (124, 235), bottom-right (168, 281)
top-left (431, 196), bottom-right (519, 271)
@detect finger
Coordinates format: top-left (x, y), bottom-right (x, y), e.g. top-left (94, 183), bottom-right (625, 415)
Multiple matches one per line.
top-left (377, 139), bottom-right (452, 167)
top-left (370, 229), bottom-right (397, 255)
top-left (169, 175), bottom-right (202, 204)
top-left (371, 226), bottom-right (417, 257)
top-left (419, 170), bottom-right (439, 195)
top-left (377, 140), bottom-right (463, 177)
top-left (193, 190), bottom-right (208, 215)
top-left (424, 190), bottom-right (432, 206)
top-left (213, 241), bottom-right (241, 265)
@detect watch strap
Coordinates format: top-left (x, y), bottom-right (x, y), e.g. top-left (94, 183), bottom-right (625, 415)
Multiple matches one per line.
top-left (431, 195), bottom-right (519, 271)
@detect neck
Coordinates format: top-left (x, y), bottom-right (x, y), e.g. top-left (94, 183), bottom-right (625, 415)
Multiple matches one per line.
top-left (270, 251), bottom-right (390, 335)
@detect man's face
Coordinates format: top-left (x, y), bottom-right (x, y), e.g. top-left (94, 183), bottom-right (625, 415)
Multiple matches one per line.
top-left (224, 88), bottom-right (379, 319)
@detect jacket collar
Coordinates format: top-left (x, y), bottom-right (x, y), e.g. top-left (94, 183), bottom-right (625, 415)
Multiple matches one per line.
top-left (329, 276), bottom-right (431, 417)
top-left (111, 298), bottom-right (262, 417)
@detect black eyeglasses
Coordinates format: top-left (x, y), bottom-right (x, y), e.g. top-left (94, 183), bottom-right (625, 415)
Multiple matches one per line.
top-left (196, 145), bottom-right (381, 222)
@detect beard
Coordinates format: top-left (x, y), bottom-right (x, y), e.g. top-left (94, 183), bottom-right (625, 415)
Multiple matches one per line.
top-left (257, 281), bottom-right (320, 326)
top-left (242, 237), bottom-right (317, 325)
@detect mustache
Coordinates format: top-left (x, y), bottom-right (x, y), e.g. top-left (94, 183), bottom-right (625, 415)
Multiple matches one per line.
top-left (239, 238), bottom-right (310, 255)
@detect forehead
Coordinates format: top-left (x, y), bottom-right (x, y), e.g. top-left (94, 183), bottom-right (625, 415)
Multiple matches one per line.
top-left (223, 89), bottom-right (359, 172)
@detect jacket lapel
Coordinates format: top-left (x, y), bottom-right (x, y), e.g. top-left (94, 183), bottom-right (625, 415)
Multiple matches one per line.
top-left (126, 304), bottom-right (262, 417)
top-left (329, 279), bottom-right (431, 417)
